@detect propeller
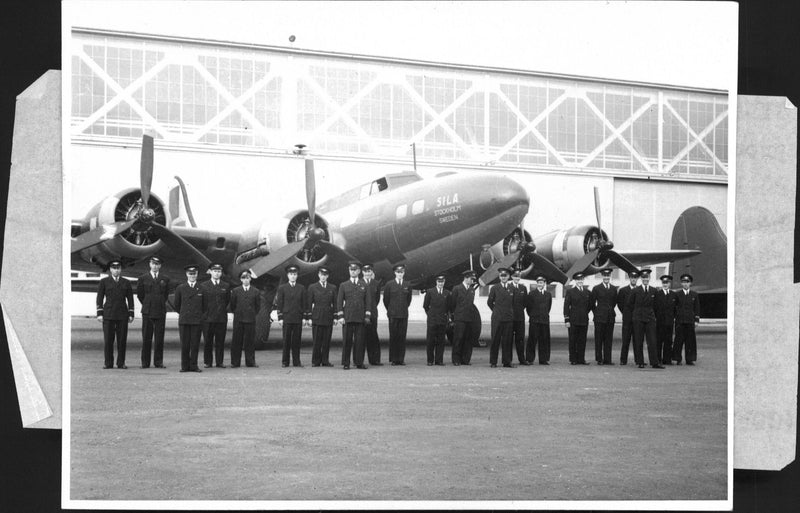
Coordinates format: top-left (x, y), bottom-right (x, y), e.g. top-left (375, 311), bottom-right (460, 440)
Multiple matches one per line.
top-left (71, 134), bottom-right (211, 268)
top-left (564, 187), bottom-right (638, 279)
top-left (479, 240), bottom-right (569, 286)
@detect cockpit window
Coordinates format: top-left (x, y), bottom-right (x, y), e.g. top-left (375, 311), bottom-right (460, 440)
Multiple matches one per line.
top-left (360, 178), bottom-right (389, 199)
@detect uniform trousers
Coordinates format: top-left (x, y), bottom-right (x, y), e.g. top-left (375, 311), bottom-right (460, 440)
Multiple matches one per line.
top-left (179, 324), bottom-right (202, 371)
top-left (388, 317), bottom-right (408, 364)
top-left (341, 322), bottom-right (365, 366)
top-left (364, 318), bottom-right (381, 364)
top-left (633, 320), bottom-right (659, 366)
top-left (619, 318), bottom-right (634, 364)
top-left (526, 322), bottom-right (550, 363)
top-left (568, 325), bottom-right (588, 364)
top-left (594, 322), bottom-right (615, 364)
top-left (231, 322), bottom-right (256, 367)
top-left (103, 319), bottom-right (128, 368)
top-left (141, 316), bottom-right (165, 367)
top-left (512, 320), bottom-right (526, 363)
top-left (426, 324), bottom-right (446, 364)
top-left (464, 320), bottom-right (480, 364)
top-left (673, 323), bottom-right (697, 363)
top-left (203, 321), bottom-right (228, 366)
top-left (281, 323), bottom-right (302, 366)
top-left (311, 324), bottom-right (333, 366)
top-left (490, 321), bottom-right (513, 366)
top-left (657, 323), bottom-right (674, 363)
top-left (452, 321), bottom-right (469, 364)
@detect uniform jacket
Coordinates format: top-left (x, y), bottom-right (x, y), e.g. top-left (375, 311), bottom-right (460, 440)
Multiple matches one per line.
top-left (275, 282), bottom-right (306, 324)
top-left (449, 282), bottom-right (477, 322)
top-left (200, 279), bottom-right (231, 323)
top-left (591, 283), bottom-right (618, 323)
top-left (615, 285), bottom-right (637, 322)
top-left (510, 282), bottom-right (527, 321)
top-left (229, 285), bottom-right (261, 324)
top-left (337, 278), bottom-right (372, 323)
top-left (364, 278), bottom-right (381, 318)
top-left (382, 279), bottom-right (412, 319)
top-left (306, 281), bottom-right (337, 326)
top-left (526, 287), bottom-right (552, 324)
top-left (626, 285), bottom-right (658, 322)
top-left (423, 287), bottom-right (451, 326)
top-left (653, 288), bottom-right (677, 325)
top-left (487, 282), bottom-right (514, 323)
top-left (136, 272), bottom-right (170, 319)
top-left (563, 286), bottom-right (592, 326)
top-left (174, 282), bottom-right (204, 325)
top-left (674, 289), bottom-right (700, 324)
top-left (96, 276), bottom-right (134, 320)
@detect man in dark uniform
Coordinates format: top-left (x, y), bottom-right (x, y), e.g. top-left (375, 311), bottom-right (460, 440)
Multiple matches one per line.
top-left (96, 260), bottom-right (134, 369)
top-left (201, 262), bottom-right (230, 368)
top-left (509, 269), bottom-right (530, 365)
top-left (383, 264), bottom-right (412, 366)
top-left (362, 264), bottom-right (383, 366)
top-left (591, 269), bottom-right (617, 365)
top-left (616, 271), bottom-right (639, 365)
top-left (673, 273), bottom-right (700, 365)
top-left (626, 268), bottom-right (664, 369)
top-left (337, 261), bottom-right (371, 369)
top-left (654, 274), bottom-right (678, 365)
top-left (229, 270), bottom-right (261, 368)
top-left (465, 303), bottom-right (482, 365)
top-left (174, 265), bottom-right (204, 372)
top-left (525, 275), bottom-right (552, 365)
top-left (423, 274), bottom-right (450, 366)
top-left (275, 265), bottom-right (306, 367)
top-left (488, 268), bottom-right (515, 368)
top-left (136, 256), bottom-right (169, 368)
top-left (450, 270), bottom-right (478, 366)
top-left (306, 266), bottom-right (337, 367)
top-left (564, 272), bottom-right (592, 365)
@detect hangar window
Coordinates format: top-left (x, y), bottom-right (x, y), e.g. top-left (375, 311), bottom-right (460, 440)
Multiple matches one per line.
top-left (411, 199), bottom-right (424, 215)
top-left (395, 204), bottom-right (407, 219)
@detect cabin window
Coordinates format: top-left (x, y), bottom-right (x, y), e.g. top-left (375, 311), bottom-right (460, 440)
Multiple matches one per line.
top-left (411, 199), bottom-right (425, 215)
top-left (395, 204), bottom-right (407, 219)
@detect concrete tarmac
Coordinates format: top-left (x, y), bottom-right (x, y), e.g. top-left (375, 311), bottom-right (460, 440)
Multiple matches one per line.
top-left (69, 317), bottom-right (728, 503)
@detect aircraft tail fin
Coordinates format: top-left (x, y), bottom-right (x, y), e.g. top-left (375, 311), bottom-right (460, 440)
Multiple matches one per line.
top-left (168, 176), bottom-right (198, 228)
top-left (669, 206), bottom-right (727, 294)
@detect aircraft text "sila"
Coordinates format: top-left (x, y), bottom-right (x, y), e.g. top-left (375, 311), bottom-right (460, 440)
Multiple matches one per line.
top-left (436, 194), bottom-right (459, 208)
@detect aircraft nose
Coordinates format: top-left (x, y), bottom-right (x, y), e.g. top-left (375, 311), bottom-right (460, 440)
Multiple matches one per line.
top-left (490, 175), bottom-right (530, 217)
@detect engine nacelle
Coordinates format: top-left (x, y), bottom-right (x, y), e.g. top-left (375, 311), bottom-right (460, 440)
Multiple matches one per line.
top-left (74, 188), bottom-right (170, 267)
top-left (533, 225), bottom-right (611, 275)
top-left (236, 210), bottom-right (331, 276)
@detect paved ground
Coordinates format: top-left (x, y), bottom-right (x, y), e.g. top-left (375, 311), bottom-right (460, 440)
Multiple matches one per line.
top-left (69, 318), bottom-right (728, 503)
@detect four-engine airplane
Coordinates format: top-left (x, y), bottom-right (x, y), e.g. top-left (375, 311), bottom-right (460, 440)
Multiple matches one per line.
top-left (71, 135), bottom-right (706, 301)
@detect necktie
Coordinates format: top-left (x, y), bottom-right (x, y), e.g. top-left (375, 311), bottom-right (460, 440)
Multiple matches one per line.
top-left (438, 287), bottom-right (443, 295)
top-left (605, 284), bottom-right (609, 290)
top-left (153, 273), bottom-right (157, 280)
top-left (353, 279), bottom-right (357, 285)
top-left (244, 287), bottom-right (248, 292)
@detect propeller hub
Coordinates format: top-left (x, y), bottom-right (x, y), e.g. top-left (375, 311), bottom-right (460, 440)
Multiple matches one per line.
top-left (140, 207), bottom-right (156, 223)
top-left (308, 226), bottom-right (326, 243)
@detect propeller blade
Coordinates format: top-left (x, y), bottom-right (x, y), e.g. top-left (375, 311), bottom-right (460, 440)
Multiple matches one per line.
top-left (564, 249), bottom-right (600, 281)
top-left (605, 250), bottom-right (640, 274)
top-left (478, 252), bottom-right (521, 287)
top-left (247, 240), bottom-right (307, 278)
top-left (149, 223), bottom-right (211, 268)
top-left (593, 186), bottom-right (602, 235)
top-left (305, 159), bottom-right (316, 227)
top-left (140, 134), bottom-right (154, 207)
top-left (529, 253), bottom-right (569, 284)
top-left (71, 219), bottom-right (136, 253)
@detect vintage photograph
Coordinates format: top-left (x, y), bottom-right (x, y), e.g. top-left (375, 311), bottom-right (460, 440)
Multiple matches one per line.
top-left (64, 1), bottom-right (735, 508)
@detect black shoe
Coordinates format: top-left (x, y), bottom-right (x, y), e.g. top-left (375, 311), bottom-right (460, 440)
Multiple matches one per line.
top-left (180, 369), bottom-right (188, 373)
top-left (664, 362), bottom-right (673, 366)
top-left (652, 364), bottom-right (665, 369)
top-left (103, 365), bottom-right (112, 369)
top-left (462, 362), bottom-right (471, 366)
top-left (686, 362), bottom-right (695, 366)
top-left (141, 365), bottom-right (150, 369)
top-left (397, 362), bottom-right (406, 366)
top-left (322, 363), bottom-right (334, 367)
top-left (282, 364), bottom-right (289, 368)
top-left (204, 364), bottom-right (212, 368)
top-left (155, 364), bottom-right (166, 368)
top-left (118, 365), bottom-right (127, 369)
top-left (435, 363), bottom-right (445, 366)
top-left (356, 365), bottom-right (367, 369)
top-left (503, 364), bottom-right (514, 368)
top-left (312, 364), bottom-right (320, 367)
top-left (216, 364), bottom-right (227, 368)
top-left (231, 364), bottom-right (240, 368)
top-left (343, 365), bottom-right (350, 370)
top-left (294, 364), bottom-right (304, 368)
top-left (604, 362), bottom-right (615, 366)
top-left (676, 361), bottom-right (683, 366)
top-left (247, 364), bottom-right (259, 368)
top-left (391, 362), bottom-right (398, 366)
top-left (570, 362), bottom-right (577, 365)
top-left (638, 364), bottom-right (646, 369)
top-left (520, 361), bottom-right (531, 366)
top-left (490, 364), bottom-right (497, 368)
top-left (427, 362), bottom-right (433, 366)
top-left (371, 363), bottom-right (384, 366)
top-left (580, 362), bottom-right (590, 365)
top-left (190, 367), bottom-right (202, 373)
top-left (539, 362), bottom-right (549, 365)
top-left (453, 362), bottom-right (461, 366)
top-left (620, 362), bottom-right (627, 365)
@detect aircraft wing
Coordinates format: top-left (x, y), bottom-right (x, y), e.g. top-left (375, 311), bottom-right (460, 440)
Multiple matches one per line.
top-left (615, 249), bottom-right (701, 267)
